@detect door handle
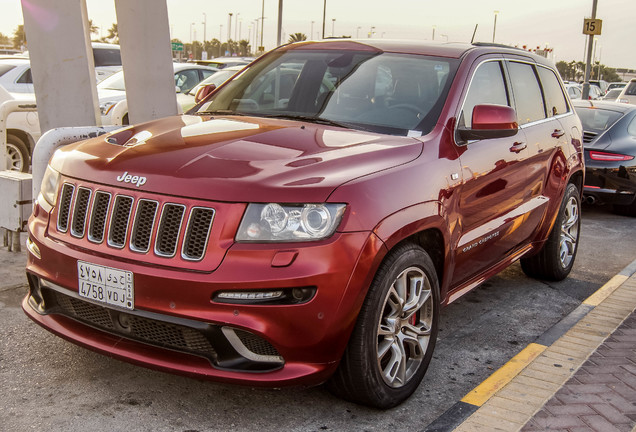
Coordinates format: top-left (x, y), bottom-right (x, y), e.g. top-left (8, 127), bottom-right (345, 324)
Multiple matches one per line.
top-left (551, 129), bottom-right (565, 138)
top-left (509, 142), bottom-right (527, 153)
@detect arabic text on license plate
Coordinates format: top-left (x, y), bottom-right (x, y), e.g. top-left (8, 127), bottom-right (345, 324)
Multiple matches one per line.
top-left (77, 261), bottom-right (134, 310)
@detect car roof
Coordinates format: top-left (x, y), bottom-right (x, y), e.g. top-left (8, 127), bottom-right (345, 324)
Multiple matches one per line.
top-left (572, 99), bottom-right (636, 113)
top-left (278, 39), bottom-right (551, 64)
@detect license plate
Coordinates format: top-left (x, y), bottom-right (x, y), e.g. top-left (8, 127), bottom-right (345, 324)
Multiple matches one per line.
top-left (77, 261), bottom-right (134, 310)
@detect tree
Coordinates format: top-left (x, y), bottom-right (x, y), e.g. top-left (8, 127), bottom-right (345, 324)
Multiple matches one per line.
top-left (238, 39), bottom-right (250, 56)
top-left (288, 33), bottom-right (307, 43)
top-left (105, 23), bottom-right (118, 44)
top-left (13, 25), bottom-right (25, 50)
top-left (0, 32), bottom-right (10, 46)
top-left (88, 19), bottom-right (99, 36)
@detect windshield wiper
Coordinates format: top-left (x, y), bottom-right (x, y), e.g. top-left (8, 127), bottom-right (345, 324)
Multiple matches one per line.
top-left (195, 110), bottom-right (247, 116)
top-left (258, 113), bottom-right (361, 130)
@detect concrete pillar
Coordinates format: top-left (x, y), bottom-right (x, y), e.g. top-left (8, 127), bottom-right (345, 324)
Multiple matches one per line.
top-left (21, 0), bottom-right (100, 132)
top-left (114, 0), bottom-right (177, 124)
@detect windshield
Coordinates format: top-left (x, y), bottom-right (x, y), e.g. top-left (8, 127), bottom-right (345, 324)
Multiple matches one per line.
top-left (98, 71), bottom-right (126, 91)
top-left (196, 49), bottom-right (458, 136)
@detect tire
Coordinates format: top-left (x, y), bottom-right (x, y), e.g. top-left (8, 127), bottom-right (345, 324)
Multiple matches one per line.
top-left (521, 183), bottom-right (581, 281)
top-left (6, 133), bottom-right (30, 173)
top-left (327, 243), bottom-right (440, 409)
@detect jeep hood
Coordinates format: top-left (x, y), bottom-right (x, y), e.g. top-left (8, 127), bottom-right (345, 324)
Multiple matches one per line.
top-left (52, 115), bottom-right (423, 202)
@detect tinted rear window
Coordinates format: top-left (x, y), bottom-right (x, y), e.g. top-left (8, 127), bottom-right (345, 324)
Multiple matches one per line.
top-left (537, 66), bottom-right (568, 116)
top-left (0, 64), bottom-right (16, 77)
top-left (574, 107), bottom-right (623, 132)
top-left (93, 48), bottom-right (122, 67)
top-left (625, 81), bottom-right (636, 96)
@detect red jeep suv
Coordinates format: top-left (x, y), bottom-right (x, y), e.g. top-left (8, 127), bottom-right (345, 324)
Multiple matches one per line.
top-left (24, 40), bottom-right (584, 408)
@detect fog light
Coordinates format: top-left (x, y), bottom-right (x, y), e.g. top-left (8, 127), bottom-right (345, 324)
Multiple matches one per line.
top-left (26, 237), bottom-right (41, 259)
top-left (217, 290), bottom-right (284, 301)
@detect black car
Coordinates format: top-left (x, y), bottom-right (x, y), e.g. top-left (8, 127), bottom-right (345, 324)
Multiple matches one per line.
top-left (573, 100), bottom-right (636, 216)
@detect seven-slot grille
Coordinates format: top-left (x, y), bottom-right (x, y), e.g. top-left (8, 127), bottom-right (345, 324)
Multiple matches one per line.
top-left (56, 183), bottom-right (215, 261)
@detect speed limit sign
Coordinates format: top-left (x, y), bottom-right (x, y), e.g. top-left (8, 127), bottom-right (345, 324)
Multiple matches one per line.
top-left (583, 18), bottom-right (602, 35)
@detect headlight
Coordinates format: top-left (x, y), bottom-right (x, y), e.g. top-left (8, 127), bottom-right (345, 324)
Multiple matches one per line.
top-left (39, 164), bottom-right (60, 209)
top-left (236, 203), bottom-right (346, 242)
top-left (99, 101), bottom-right (117, 116)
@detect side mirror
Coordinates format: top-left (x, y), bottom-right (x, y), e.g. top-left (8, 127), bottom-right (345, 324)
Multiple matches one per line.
top-left (175, 86), bottom-right (181, 94)
top-left (457, 104), bottom-right (519, 141)
top-left (195, 84), bottom-right (217, 103)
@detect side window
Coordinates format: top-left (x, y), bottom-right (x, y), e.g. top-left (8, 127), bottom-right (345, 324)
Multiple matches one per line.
top-left (16, 68), bottom-right (32, 84)
top-left (507, 62), bottom-right (545, 124)
top-left (538, 67), bottom-right (569, 116)
top-left (459, 61), bottom-right (509, 128)
top-left (201, 69), bottom-right (215, 80)
top-left (175, 69), bottom-right (200, 93)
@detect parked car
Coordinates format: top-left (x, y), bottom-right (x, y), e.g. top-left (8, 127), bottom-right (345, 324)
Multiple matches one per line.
top-left (601, 88), bottom-right (622, 101)
top-left (0, 85), bottom-right (39, 172)
top-left (573, 99), bottom-right (636, 216)
top-left (24, 40), bottom-right (584, 408)
top-left (0, 58), bottom-right (34, 93)
top-left (98, 63), bottom-right (217, 125)
top-left (586, 84), bottom-right (603, 100)
top-left (92, 42), bottom-right (123, 83)
top-left (589, 79), bottom-right (609, 94)
top-left (564, 83), bottom-right (582, 99)
top-left (617, 78), bottom-right (636, 105)
top-left (606, 82), bottom-right (626, 92)
top-left (179, 65), bottom-right (245, 111)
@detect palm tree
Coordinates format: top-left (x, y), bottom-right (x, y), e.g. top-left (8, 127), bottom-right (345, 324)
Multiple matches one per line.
top-left (88, 19), bottom-right (99, 36)
top-left (12, 25), bottom-right (25, 50)
top-left (106, 23), bottom-right (119, 44)
top-left (288, 33), bottom-right (307, 43)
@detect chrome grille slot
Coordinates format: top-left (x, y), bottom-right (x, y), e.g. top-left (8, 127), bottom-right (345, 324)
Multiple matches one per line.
top-left (130, 199), bottom-right (158, 253)
top-left (71, 187), bottom-right (92, 238)
top-left (182, 207), bottom-right (215, 261)
top-left (108, 195), bottom-right (134, 248)
top-left (88, 191), bottom-right (112, 243)
top-left (57, 183), bottom-right (75, 233)
top-left (53, 182), bottom-right (216, 262)
top-left (155, 204), bottom-right (186, 258)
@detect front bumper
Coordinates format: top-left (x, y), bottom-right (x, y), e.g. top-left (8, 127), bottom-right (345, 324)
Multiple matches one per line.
top-left (24, 205), bottom-right (384, 387)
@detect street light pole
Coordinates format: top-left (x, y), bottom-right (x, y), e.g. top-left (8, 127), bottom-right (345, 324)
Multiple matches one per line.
top-left (202, 13), bottom-right (207, 42)
top-left (331, 18), bottom-right (336, 37)
top-left (582, 0), bottom-right (598, 100)
top-left (356, 26), bottom-right (361, 38)
top-left (432, 25), bottom-right (436, 40)
top-left (228, 13), bottom-right (233, 41)
top-left (260, 0), bottom-right (265, 51)
top-left (276, 0), bottom-right (283, 46)
top-left (322, 0), bottom-right (326, 39)
top-left (311, 21), bottom-right (314, 40)
top-left (492, 10), bottom-right (499, 43)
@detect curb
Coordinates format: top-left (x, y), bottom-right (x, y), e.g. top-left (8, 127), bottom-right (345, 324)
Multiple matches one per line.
top-left (424, 257), bottom-right (636, 432)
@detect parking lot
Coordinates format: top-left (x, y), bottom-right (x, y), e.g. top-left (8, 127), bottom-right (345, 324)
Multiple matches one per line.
top-left (1, 203), bottom-right (634, 432)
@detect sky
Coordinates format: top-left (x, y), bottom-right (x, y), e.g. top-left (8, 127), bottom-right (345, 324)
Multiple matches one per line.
top-left (1, 0), bottom-right (635, 70)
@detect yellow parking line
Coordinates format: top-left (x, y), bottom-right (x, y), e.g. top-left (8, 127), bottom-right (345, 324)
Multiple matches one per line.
top-left (583, 274), bottom-right (628, 306)
top-left (461, 343), bottom-right (547, 407)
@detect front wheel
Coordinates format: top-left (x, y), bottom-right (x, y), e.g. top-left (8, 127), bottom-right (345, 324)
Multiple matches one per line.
top-left (6, 133), bottom-right (30, 172)
top-left (521, 183), bottom-right (581, 281)
top-left (327, 243), bottom-right (440, 408)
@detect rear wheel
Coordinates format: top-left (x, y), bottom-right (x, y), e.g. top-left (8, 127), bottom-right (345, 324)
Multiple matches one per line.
top-left (6, 133), bottom-right (30, 172)
top-left (521, 183), bottom-right (581, 281)
top-left (327, 243), bottom-right (439, 408)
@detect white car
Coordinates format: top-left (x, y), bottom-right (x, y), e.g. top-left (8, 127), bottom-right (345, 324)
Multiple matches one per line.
top-left (0, 85), bottom-right (39, 172)
top-left (564, 83), bottom-right (582, 100)
top-left (98, 63), bottom-right (218, 125)
top-left (92, 42), bottom-right (123, 83)
top-left (0, 58), bottom-right (34, 93)
top-left (617, 78), bottom-right (636, 105)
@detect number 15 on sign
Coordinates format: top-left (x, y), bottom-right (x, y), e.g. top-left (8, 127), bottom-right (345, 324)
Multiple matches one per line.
top-left (583, 18), bottom-right (602, 35)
